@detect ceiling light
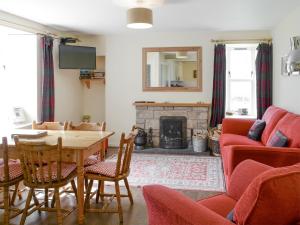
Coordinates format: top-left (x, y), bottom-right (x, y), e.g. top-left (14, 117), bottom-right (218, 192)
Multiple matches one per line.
top-left (127, 8), bottom-right (153, 29)
top-left (114, 0), bottom-right (164, 8)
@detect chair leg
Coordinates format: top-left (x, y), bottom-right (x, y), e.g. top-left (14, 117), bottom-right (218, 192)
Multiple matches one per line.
top-left (54, 188), bottom-right (63, 225)
top-left (51, 193), bottom-right (56, 208)
top-left (115, 181), bottom-right (123, 224)
top-left (20, 188), bottom-right (34, 225)
top-left (84, 179), bottom-right (94, 209)
top-left (95, 181), bottom-right (101, 203)
top-left (100, 181), bottom-right (105, 202)
top-left (85, 178), bottom-right (89, 191)
top-left (45, 188), bottom-right (49, 207)
top-left (3, 186), bottom-right (10, 225)
top-left (71, 179), bottom-right (78, 201)
top-left (124, 178), bottom-right (133, 205)
top-left (11, 182), bottom-right (19, 206)
top-left (32, 191), bottom-right (41, 214)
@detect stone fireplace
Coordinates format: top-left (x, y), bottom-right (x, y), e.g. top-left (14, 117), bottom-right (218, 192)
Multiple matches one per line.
top-left (134, 102), bottom-right (210, 148)
top-left (160, 116), bottom-right (187, 149)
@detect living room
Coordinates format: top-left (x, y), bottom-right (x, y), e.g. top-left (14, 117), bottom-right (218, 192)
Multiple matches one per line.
top-left (0, 0), bottom-right (300, 225)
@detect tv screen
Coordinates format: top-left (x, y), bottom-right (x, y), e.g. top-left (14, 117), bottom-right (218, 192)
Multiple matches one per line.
top-left (59, 45), bottom-right (96, 69)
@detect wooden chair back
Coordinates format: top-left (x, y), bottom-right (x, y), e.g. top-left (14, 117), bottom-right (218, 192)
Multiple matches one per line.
top-left (14, 136), bottom-right (63, 187)
top-left (115, 132), bottom-right (136, 177)
top-left (32, 121), bottom-right (68, 130)
top-left (0, 137), bottom-right (10, 184)
top-left (68, 122), bottom-right (106, 131)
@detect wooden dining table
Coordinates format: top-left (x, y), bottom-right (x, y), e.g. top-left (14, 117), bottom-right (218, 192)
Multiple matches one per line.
top-left (3, 129), bottom-right (115, 224)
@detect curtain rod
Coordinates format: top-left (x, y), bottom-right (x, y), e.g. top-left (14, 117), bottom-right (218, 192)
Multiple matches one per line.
top-left (211, 38), bottom-right (272, 44)
top-left (0, 17), bottom-right (63, 39)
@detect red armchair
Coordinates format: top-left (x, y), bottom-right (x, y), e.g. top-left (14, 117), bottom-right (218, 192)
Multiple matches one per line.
top-left (143, 160), bottom-right (300, 225)
top-left (220, 106), bottom-right (300, 185)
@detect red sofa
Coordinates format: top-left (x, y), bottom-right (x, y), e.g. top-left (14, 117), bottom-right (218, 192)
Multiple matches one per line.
top-left (143, 160), bottom-right (300, 225)
top-left (220, 105), bottom-right (300, 186)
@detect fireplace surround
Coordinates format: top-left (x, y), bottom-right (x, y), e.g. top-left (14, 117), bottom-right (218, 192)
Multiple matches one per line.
top-left (134, 102), bottom-right (210, 148)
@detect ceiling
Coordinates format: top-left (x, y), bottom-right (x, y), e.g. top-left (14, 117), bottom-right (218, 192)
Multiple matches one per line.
top-left (0, 0), bottom-right (299, 35)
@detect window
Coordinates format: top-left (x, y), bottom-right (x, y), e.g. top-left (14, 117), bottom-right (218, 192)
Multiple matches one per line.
top-left (226, 44), bottom-right (257, 117)
top-left (0, 25), bottom-right (37, 130)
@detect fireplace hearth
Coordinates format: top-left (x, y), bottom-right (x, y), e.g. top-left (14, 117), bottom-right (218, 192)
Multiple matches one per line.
top-left (160, 116), bottom-right (187, 149)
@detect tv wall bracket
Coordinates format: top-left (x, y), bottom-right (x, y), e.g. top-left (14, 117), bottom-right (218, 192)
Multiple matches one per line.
top-left (60, 37), bottom-right (79, 45)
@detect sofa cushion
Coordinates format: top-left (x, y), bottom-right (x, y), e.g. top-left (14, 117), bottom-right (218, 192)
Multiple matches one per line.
top-left (261, 106), bottom-right (288, 145)
top-left (197, 194), bottom-right (236, 218)
top-left (266, 130), bottom-right (288, 147)
top-left (247, 120), bottom-right (266, 141)
top-left (267, 113), bottom-right (300, 148)
top-left (234, 163), bottom-right (300, 225)
top-left (220, 134), bottom-right (263, 148)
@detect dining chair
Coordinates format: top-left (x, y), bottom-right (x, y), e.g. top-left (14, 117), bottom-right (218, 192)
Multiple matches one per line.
top-left (32, 121), bottom-right (68, 130)
top-left (68, 121), bottom-right (107, 166)
top-left (0, 137), bottom-right (24, 224)
top-left (14, 136), bottom-right (78, 225)
top-left (84, 131), bottom-right (136, 224)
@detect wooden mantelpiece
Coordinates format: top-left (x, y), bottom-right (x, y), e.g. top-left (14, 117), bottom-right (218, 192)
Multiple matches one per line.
top-left (133, 102), bottom-right (211, 107)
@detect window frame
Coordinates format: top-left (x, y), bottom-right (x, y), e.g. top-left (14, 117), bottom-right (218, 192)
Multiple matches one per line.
top-left (225, 44), bottom-right (257, 117)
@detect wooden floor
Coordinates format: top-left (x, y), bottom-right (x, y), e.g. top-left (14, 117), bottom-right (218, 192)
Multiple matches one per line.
top-left (4, 149), bottom-right (221, 225)
top-left (7, 186), bottom-right (219, 225)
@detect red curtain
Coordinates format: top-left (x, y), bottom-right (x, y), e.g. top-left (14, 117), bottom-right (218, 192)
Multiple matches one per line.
top-left (256, 43), bottom-right (273, 119)
top-left (41, 36), bottom-right (55, 122)
top-left (210, 44), bottom-right (226, 128)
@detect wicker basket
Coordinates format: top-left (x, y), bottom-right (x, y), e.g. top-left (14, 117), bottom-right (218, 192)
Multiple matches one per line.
top-left (209, 136), bottom-right (220, 156)
top-left (208, 126), bottom-right (221, 156)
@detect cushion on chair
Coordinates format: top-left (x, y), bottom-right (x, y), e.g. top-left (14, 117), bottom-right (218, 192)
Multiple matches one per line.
top-left (220, 134), bottom-right (263, 148)
top-left (36, 162), bottom-right (77, 182)
top-left (84, 155), bottom-right (101, 167)
top-left (85, 161), bottom-right (117, 177)
top-left (260, 106), bottom-right (288, 145)
top-left (0, 160), bottom-right (23, 182)
top-left (197, 194), bottom-right (236, 217)
top-left (234, 163), bottom-right (300, 225)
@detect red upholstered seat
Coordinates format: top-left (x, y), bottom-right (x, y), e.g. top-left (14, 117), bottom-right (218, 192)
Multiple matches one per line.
top-left (267, 112), bottom-right (300, 148)
top-left (197, 194), bottom-right (236, 217)
top-left (143, 160), bottom-right (300, 225)
top-left (85, 161), bottom-right (117, 177)
top-left (220, 106), bottom-right (300, 187)
top-left (220, 134), bottom-right (263, 148)
top-left (35, 162), bottom-right (76, 182)
top-left (260, 106), bottom-right (288, 145)
top-left (234, 163), bottom-right (300, 225)
top-left (0, 160), bottom-right (23, 182)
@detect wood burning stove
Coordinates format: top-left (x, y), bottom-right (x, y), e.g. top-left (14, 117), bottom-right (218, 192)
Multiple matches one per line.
top-left (159, 116), bottom-right (187, 149)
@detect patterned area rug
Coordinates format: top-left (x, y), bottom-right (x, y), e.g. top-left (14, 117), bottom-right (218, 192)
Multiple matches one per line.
top-left (108, 153), bottom-right (225, 191)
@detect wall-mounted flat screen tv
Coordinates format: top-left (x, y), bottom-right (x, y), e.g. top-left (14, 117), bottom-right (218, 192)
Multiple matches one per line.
top-left (59, 45), bottom-right (96, 69)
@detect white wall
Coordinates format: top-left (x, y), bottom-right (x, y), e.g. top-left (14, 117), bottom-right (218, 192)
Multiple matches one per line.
top-left (79, 35), bottom-right (106, 123)
top-left (53, 39), bottom-right (84, 122)
top-left (105, 30), bottom-right (270, 145)
top-left (272, 6), bottom-right (300, 114)
top-left (45, 35), bottom-right (106, 123)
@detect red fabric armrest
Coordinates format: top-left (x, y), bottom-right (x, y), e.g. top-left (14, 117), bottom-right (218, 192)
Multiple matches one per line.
top-left (227, 159), bottom-right (273, 201)
top-left (143, 185), bottom-right (234, 225)
top-left (222, 118), bottom-right (255, 136)
top-left (226, 145), bottom-right (300, 177)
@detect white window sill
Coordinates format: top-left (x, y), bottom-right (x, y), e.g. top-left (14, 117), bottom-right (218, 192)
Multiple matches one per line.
top-left (13, 123), bottom-right (32, 129)
top-left (225, 114), bottom-right (257, 120)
